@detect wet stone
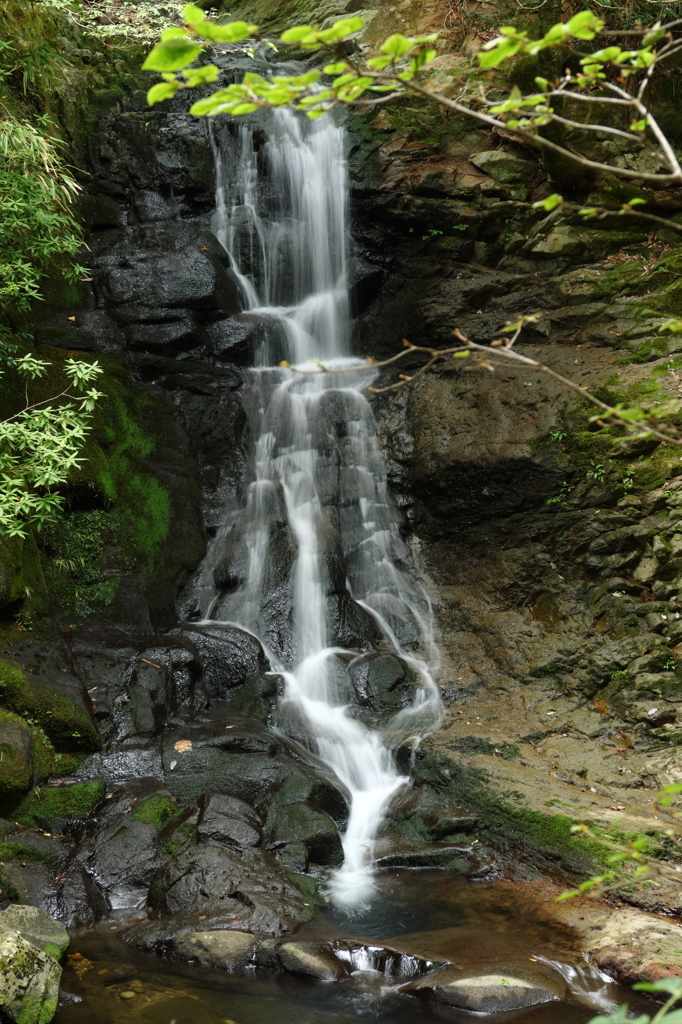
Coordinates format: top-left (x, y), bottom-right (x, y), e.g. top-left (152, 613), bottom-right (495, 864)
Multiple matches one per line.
top-left (174, 930), bottom-right (256, 970)
top-left (411, 970), bottom-right (564, 1012)
top-left (276, 942), bottom-right (349, 981)
top-left (198, 794), bottom-right (263, 847)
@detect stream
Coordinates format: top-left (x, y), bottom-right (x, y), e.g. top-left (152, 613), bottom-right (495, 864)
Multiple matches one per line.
top-left (56, 870), bottom-right (652, 1023)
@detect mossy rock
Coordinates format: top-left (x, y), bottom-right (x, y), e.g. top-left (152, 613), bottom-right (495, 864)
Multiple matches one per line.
top-left (0, 710), bottom-right (33, 803)
top-left (0, 660), bottom-right (99, 752)
top-left (265, 800), bottom-right (343, 867)
top-left (131, 794), bottom-right (181, 831)
top-left (12, 780), bottom-right (105, 830)
top-left (0, 842), bottom-right (58, 867)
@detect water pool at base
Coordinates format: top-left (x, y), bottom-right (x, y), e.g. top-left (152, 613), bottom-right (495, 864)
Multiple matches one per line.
top-left (56, 870), bottom-right (653, 1024)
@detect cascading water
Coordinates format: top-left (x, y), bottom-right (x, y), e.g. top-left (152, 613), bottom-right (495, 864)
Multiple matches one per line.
top-left (199, 110), bottom-right (442, 908)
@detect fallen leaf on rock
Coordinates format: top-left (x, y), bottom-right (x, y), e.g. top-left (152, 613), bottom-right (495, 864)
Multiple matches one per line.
top-left (170, 760), bottom-right (177, 770)
top-left (98, 970), bottom-right (108, 976)
top-left (174, 740), bottom-right (192, 753)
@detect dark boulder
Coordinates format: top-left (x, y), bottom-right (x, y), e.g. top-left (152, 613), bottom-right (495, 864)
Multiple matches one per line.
top-left (147, 842), bottom-right (318, 934)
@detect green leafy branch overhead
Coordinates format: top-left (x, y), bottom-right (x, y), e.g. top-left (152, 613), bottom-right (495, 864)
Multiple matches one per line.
top-left (143, 6), bottom-right (682, 191)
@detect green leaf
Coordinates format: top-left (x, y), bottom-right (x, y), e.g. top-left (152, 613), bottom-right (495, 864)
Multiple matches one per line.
top-left (642, 25), bottom-right (665, 46)
top-left (565, 10), bottom-right (604, 39)
top-left (588, 45), bottom-right (621, 62)
top-left (533, 192), bottom-right (563, 212)
top-left (452, 350), bottom-right (470, 358)
top-left (332, 72), bottom-right (358, 88)
top-left (381, 33), bottom-right (414, 57)
top-left (162, 27), bottom-right (189, 40)
top-left (324, 61), bottom-right (349, 73)
top-left (634, 979), bottom-right (682, 996)
top-left (627, 197), bottom-right (646, 206)
top-left (203, 20), bottom-right (256, 42)
top-left (656, 1011), bottom-right (682, 1022)
top-left (229, 102), bottom-right (260, 114)
top-left (147, 81), bottom-right (179, 105)
top-left (183, 4), bottom-right (205, 24)
top-left (367, 54), bottom-right (393, 70)
top-left (325, 16), bottom-right (363, 36)
top-left (281, 25), bottom-right (316, 41)
top-left (184, 64), bottom-right (220, 86)
top-left (142, 40), bottom-right (203, 72)
top-left (479, 36), bottom-right (524, 68)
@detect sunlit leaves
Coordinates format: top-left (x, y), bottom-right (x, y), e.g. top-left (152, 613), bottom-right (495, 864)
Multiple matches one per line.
top-left (147, 80), bottom-right (179, 105)
top-left (533, 193), bottom-right (563, 212)
top-left (565, 9), bottom-right (603, 38)
top-left (280, 16), bottom-right (363, 48)
top-left (479, 10), bottom-right (604, 68)
top-left (142, 39), bottom-right (202, 72)
top-left (381, 33), bottom-right (415, 57)
top-left (661, 319), bottom-right (682, 334)
top-left (200, 20), bottom-right (258, 43)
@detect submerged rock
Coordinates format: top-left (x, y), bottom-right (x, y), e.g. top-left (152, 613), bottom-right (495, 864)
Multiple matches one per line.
top-left (174, 930), bottom-right (257, 970)
top-left (408, 969), bottom-right (563, 1012)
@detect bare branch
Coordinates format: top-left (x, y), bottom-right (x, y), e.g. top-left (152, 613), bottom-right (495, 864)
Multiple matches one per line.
top-left (401, 78), bottom-right (682, 184)
top-left (283, 333), bottom-right (682, 448)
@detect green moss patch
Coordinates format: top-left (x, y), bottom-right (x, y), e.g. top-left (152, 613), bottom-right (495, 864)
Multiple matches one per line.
top-left (13, 780), bottom-right (105, 829)
top-left (0, 842), bottom-right (58, 866)
top-left (131, 794), bottom-right (181, 831)
top-left (414, 750), bottom-right (612, 876)
top-left (39, 354), bottom-right (172, 619)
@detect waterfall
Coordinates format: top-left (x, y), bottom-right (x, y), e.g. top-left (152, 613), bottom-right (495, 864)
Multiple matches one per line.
top-left (201, 110), bottom-right (442, 909)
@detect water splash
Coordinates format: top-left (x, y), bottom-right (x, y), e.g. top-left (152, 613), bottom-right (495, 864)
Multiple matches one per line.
top-left (202, 111), bottom-right (442, 908)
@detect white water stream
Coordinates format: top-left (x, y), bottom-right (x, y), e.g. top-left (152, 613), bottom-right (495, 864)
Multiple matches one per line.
top-left (201, 111), bottom-right (442, 908)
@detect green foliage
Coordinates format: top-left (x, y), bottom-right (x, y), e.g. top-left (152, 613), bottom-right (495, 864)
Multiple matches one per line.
top-left (547, 481), bottom-right (572, 506)
top-left (42, 0), bottom-right (188, 44)
top-left (0, 118), bottom-right (83, 313)
top-left (12, 779), bottom-right (105, 829)
top-left (5, 356), bottom-right (173, 616)
top-left (0, 356), bottom-right (104, 539)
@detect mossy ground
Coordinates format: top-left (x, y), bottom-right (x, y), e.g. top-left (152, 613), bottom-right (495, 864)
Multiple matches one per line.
top-left (413, 750), bottom-right (635, 876)
top-left (131, 795), bottom-right (181, 831)
top-left (0, 842), bottom-right (58, 867)
top-left (0, 660), bottom-right (98, 752)
top-left (12, 780), bottom-right (105, 830)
